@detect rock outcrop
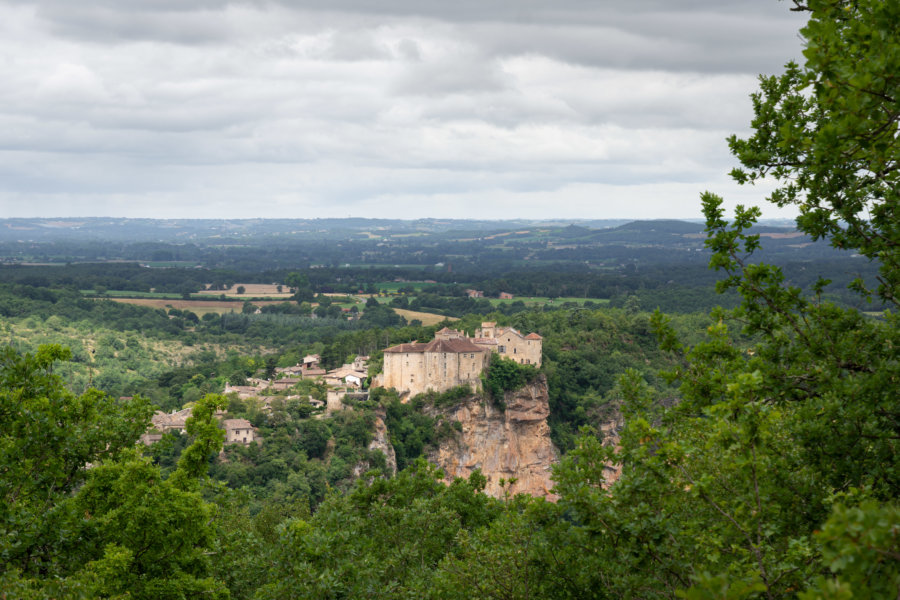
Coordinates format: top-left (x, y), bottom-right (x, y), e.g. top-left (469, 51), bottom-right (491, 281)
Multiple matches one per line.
top-left (426, 375), bottom-right (559, 500)
top-left (598, 415), bottom-right (623, 488)
top-left (354, 412), bottom-right (398, 477)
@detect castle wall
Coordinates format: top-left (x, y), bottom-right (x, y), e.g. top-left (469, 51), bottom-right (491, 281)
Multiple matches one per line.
top-left (382, 351), bottom-right (426, 396)
top-left (383, 349), bottom-right (487, 397)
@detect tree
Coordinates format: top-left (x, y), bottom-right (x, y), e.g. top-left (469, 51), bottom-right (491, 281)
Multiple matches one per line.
top-left (727, 0), bottom-right (899, 306)
top-left (0, 345), bottom-right (152, 575)
top-left (550, 3), bottom-right (899, 598)
top-left (0, 345), bottom-right (229, 598)
top-left (286, 271), bottom-right (314, 302)
top-left (481, 355), bottom-right (539, 407)
top-left (236, 285), bottom-right (246, 295)
top-left (256, 461), bottom-right (501, 599)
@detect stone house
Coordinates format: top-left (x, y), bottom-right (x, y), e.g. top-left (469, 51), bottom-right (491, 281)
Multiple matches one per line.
top-left (474, 322), bottom-right (542, 366)
top-left (140, 408), bottom-right (192, 445)
top-left (223, 418), bottom-right (256, 445)
top-left (303, 354), bottom-right (321, 369)
top-left (224, 383), bottom-right (265, 399)
top-left (275, 364), bottom-right (304, 377)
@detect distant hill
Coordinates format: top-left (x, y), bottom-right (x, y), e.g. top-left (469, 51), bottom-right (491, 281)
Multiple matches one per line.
top-left (613, 220), bottom-right (705, 234)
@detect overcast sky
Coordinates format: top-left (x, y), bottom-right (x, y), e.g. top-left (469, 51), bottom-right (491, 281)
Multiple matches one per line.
top-left (0, 0), bottom-right (808, 220)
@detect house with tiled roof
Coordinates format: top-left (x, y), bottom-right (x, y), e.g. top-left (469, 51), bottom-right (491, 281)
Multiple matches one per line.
top-left (140, 407), bottom-right (193, 445)
top-left (223, 418), bottom-right (257, 445)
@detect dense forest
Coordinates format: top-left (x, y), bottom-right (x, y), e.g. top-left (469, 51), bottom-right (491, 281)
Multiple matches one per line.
top-left (2, 2), bottom-right (899, 599)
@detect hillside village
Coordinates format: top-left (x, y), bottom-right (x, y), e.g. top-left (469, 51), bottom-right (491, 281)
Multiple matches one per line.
top-left (143, 321), bottom-right (543, 445)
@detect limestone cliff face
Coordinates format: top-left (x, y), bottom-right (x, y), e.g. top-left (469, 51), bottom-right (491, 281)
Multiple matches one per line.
top-left (426, 375), bottom-right (559, 500)
top-left (353, 413), bottom-right (398, 477)
top-left (598, 415), bottom-right (623, 488)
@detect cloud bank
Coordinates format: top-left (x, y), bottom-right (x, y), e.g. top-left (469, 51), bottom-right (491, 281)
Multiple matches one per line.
top-left (0, 0), bottom-right (807, 219)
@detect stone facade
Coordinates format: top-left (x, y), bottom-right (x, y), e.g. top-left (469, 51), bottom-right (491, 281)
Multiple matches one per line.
top-left (223, 418), bottom-right (256, 445)
top-left (475, 321), bottom-right (542, 366)
top-left (379, 324), bottom-right (543, 397)
top-left (381, 329), bottom-right (489, 397)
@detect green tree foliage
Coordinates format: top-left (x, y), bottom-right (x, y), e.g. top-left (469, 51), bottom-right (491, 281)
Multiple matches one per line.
top-left (0, 345), bottom-right (229, 597)
top-left (257, 460), bottom-right (501, 599)
top-left (545, 2), bottom-right (900, 597)
top-left (481, 355), bottom-right (539, 406)
top-left (727, 0), bottom-right (899, 306)
top-left (0, 344), bottom-right (153, 574)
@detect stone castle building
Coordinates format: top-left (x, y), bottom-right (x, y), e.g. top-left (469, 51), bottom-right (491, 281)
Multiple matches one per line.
top-left (474, 322), bottom-right (542, 367)
top-left (377, 323), bottom-right (542, 397)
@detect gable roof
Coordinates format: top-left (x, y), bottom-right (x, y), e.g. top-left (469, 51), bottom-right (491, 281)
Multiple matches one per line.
top-left (525, 333), bottom-right (543, 340)
top-left (497, 326), bottom-right (525, 339)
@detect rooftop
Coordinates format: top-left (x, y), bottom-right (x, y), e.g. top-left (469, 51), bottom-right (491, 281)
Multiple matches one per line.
top-left (384, 337), bottom-right (485, 354)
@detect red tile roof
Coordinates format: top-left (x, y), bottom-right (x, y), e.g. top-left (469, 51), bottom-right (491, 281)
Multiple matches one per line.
top-left (384, 338), bottom-right (485, 354)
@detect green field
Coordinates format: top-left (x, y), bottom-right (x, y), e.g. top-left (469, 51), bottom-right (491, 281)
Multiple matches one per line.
top-left (375, 281), bottom-right (445, 292)
top-left (140, 261), bottom-right (203, 268)
top-left (82, 289), bottom-right (186, 299)
top-left (487, 296), bottom-right (609, 306)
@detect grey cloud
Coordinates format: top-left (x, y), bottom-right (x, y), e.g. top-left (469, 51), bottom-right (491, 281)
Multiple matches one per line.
top-left (392, 56), bottom-right (510, 96)
top-left (23, 0), bottom-right (805, 74)
top-left (0, 0), bottom-right (807, 219)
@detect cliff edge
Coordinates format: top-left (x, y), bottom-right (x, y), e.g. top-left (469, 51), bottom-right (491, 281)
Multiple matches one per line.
top-left (426, 375), bottom-right (559, 500)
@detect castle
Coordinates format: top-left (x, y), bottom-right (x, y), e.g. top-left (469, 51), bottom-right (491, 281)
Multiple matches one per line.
top-left (378, 322), bottom-right (542, 397)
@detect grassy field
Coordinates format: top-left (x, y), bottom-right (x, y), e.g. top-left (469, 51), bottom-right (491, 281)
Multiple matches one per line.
top-left (107, 298), bottom-right (290, 315)
top-left (196, 283), bottom-right (293, 299)
top-left (83, 290), bottom-right (185, 299)
top-left (140, 261), bottom-right (202, 268)
top-left (375, 281), bottom-right (445, 293)
top-left (392, 308), bottom-right (458, 326)
top-left (486, 296), bottom-right (609, 306)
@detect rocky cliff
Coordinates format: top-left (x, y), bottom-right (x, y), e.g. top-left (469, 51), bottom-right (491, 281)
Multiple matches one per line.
top-left (353, 412), bottom-right (398, 478)
top-left (426, 375), bottom-right (559, 500)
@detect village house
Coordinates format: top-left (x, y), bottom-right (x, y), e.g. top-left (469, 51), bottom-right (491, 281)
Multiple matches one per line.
top-left (275, 354), bottom-right (326, 379)
top-left (323, 355), bottom-right (369, 389)
top-left (223, 383), bottom-right (265, 399)
top-left (274, 364), bottom-right (304, 377)
top-left (270, 377), bottom-right (302, 391)
top-left (499, 292), bottom-right (514, 300)
top-left (222, 418), bottom-right (257, 445)
top-left (140, 407), bottom-right (193, 445)
top-left (465, 289), bottom-right (484, 298)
